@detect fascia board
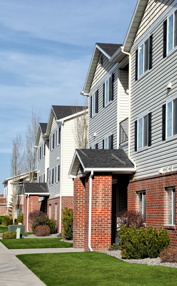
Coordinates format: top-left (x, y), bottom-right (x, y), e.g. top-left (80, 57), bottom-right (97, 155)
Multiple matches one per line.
top-left (56, 109), bottom-right (88, 123)
top-left (84, 168), bottom-right (136, 173)
top-left (46, 108), bottom-right (55, 136)
top-left (95, 44), bottom-right (111, 59)
top-left (109, 46), bottom-right (122, 62)
top-left (68, 151), bottom-right (78, 177)
top-left (83, 45), bottom-right (98, 94)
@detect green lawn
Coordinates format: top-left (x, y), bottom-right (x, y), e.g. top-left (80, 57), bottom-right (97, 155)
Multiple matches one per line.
top-left (0, 226), bottom-right (8, 233)
top-left (17, 252), bottom-right (177, 286)
top-left (0, 238), bottom-right (73, 249)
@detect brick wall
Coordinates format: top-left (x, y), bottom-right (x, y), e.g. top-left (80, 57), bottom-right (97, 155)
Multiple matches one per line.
top-left (73, 173), bottom-right (112, 252)
top-left (23, 195), bottom-right (40, 232)
top-left (128, 171), bottom-right (177, 247)
top-left (47, 197), bottom-right (60, 232)
top-left (0, 205), bottom-right (7, 216)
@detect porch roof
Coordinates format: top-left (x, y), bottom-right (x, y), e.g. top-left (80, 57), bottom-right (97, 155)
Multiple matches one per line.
top-left (69, 149), bottom-right (136, 177)
top-left (23, 183), bottom-right (50, 196)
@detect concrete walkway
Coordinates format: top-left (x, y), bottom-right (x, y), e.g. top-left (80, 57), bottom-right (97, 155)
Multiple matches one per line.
top-left (0, 242), bottom-right (84, 286)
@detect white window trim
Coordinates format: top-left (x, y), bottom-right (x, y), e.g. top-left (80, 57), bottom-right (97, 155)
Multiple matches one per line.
top-left (137, 111), bottom-right (149, 151)
top-left (137, 35), bottom-right (151, 80)
top-left (104, 133), bottom-right (112, 149)
top-left (166, 11), bottom-right (176, 56)
top-left (91, 141), bottom-right (98, 149)
top-left (137, 191), bottom-right (146, 222)
top-left (166, 94), bottom-right (177, 140)
top-left (166, 187), bottom-right (175, 226)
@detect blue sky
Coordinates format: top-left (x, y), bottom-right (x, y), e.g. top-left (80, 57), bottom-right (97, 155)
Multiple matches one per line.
top-left (0, 0), bottom-right (137, 193)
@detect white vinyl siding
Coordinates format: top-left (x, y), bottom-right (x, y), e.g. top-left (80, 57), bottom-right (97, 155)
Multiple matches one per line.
top-left (134, 0), bottom-right (174, 43)
top-left (130, 5), bottom-right (177, 179)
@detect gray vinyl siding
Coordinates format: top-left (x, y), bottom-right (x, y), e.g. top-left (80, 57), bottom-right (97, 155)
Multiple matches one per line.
top-left (130, 11), bottom-right (177, 179)
top-left (48, 123), bottom-right (61, 198)
top-left (89, 68), bottom-right (118, 149)
top-left (37, 133), bottom-right (45, 182)
top-left (134, 0), bottom-right (174, 43)
top-left (91, 55), bottom-right (115, 91)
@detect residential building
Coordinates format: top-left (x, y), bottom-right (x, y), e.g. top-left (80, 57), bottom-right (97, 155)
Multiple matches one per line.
top-left (0, 195), bottom-right (7, 216)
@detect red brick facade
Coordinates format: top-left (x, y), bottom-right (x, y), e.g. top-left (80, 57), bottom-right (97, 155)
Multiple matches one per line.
top-left (23, 195), bottom-right (40, 232)
top-left (73, 173), bottom-right (112, 252)
top-left (47, 197), bottom-right (60, 232)
top-left (128, 171), bottom-right (177, 248)
top-left (0, 197), bottom-right (7, 216)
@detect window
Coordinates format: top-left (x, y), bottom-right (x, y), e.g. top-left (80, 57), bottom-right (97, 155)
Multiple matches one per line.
top-left (103, 74), bottom-right (114, 107)
top-left (55, 203), bottom-right (57, 221)
top-left (43, 142), bottom-right (45, 157)
top-left (53, 133), bottom-right (55, 149)
top-left (58, 127), bottom-right (61, 144)
top-left (47, 168), bottom-right (49, 182)
top-left (162, 97), bottom-right (177, 140)
top-left (135, 113), bottom-right (151, 151)
top-left (52, 168), bottom-right (54, 184)
top-left (50, 136), bottom-right (53, 151)
top-left (90, 90), bottom-right (98, 118)
top-left (135, 35), bottom-right (153, 80)
top-left (163, 11), bottom-right (177, 57)
top-left (58, 165), bottom-right (60, 182)
top-left (166, 187), bottom-right (175, 225)
top-left (103, 134), bottom-right (113, 149)
top-left (55, 167), bottom-right (57, 183)
top-left (137, 191), bottom-right (146, 222)
top-left (91, 143), bottom-right (98, 149)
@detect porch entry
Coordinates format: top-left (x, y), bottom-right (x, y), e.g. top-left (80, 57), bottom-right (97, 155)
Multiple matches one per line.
top-left (111, 174), bottom-right (129, 244)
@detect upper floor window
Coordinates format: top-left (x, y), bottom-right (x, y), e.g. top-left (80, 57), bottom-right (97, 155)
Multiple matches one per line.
top-left (163, 10), bottom-right (177, 58)
top-left (91, 143), bottom-right (98, 149)
top-left (103, 134), bottom-right (113, 149)
top-left (57, 126), bottom-right (61, 145)
top-left (90, 90), bottom-right (98, 118)
top-left (162, 96), bottom-right (177, 140)
top-left (135, 113), bottom-right (151, 151)
top-left (103, 74), bottom-right (114, 107)
top-left (135, 35), bottom-right (153, 81)
top-left (166, 187), bottom-right (175, 225)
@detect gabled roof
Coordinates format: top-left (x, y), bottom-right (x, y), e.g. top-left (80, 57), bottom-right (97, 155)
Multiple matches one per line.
top-left (2, 170), bottom-right (37, 185)
top-left (110, 0), bottom-right (148, 63)
top-left (69, 149), bottom-right (136, 177)
top-left (83, 43), bottom-right (122, 94)
top-left (39, 123), bottom-right (47, 135)
top-left (46, 105), bottom-right (87, 136)
top-left (23, 183), bottom-right (50, 196)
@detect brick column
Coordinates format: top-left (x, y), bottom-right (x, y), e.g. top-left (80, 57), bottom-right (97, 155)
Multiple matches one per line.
top-left (23, 195), bottom-right (40, 232)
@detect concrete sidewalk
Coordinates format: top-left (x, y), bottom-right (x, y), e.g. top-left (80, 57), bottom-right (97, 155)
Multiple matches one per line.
top-left (11, 247), bottom-right (84, 255)
top-left (0, 243), bottom-right (45, 286)
top-left (0, 243), bottom-right (84, 286)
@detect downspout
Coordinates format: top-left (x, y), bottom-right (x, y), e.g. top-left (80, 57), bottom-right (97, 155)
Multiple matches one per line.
top-left (27, 194), bottom-right (29, 232)
top-left (121, 47), bottom-right (131, 158)
top-left (88, 170), bottom-right (94, 252)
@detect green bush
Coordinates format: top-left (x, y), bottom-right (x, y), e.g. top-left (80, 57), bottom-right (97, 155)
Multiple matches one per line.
top-left (0, 216), bottom-right (5, 224)
top-left (119, 225), bottom-right (171, 259)
top-left (62, 207), bottom-right (73, 240)
top-left (32, 214), bottom-right (56, 234)
top-left (2, 232), bottom-right (16, 239)
top-left (17, 213), bottom-right (23, 224)
top-left (47, 217), bottom-right (56, 234)
top-left (3, 216), bottom-right (13, 226)
top-left (108, 243), bottom-right (120, 251)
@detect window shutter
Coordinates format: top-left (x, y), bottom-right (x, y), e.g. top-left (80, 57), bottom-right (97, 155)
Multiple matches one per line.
top-left (58, 127), bottom-right (61, 144)
top-left (56, 131), bottom-right (57, 145)
top-left (44, 142), bottom-right (46, 156)
top-left (175, 11), bottom-right (177, 47)
top-left (102, 139), bottom-right (104, 149)
top-left (58, 165), bottom-right (60, 181)
top-left (95, 90), bottom-right (98, 113)
top-left (135, 121), bottom-right (137, 151)
top-left (109, 77), bottom-right (112, 101)
top-left (90, 96), bottom-right (92, 118)
top-left (112, 73), bottom-right (114, 100)
top-left (95, 143), bottom-right (98, 149)
top-left (103, 83), bottom-right (105, 108)
top-left (135, 49), bottom-right (138, 81)
top-left (149, 35), bottom-right (153, 70)
top-left (163, 20), bottom-right (167, 58)
top-left (53, 133), bottom-right (55, 149)
top-left (148, 113), bottom-right (152, 146)
top-left (162, 104), bottom-right (166, 141)
top-left (110, 134), bottom-right (113, 149)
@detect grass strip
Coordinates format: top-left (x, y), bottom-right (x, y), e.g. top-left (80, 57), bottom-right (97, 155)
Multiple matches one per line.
top-left (0, 226), bottom-right (8, 233)
top-left (17, 252), bottom-right (177, 286)
top-left (0, 238), bottom-right (73, 249)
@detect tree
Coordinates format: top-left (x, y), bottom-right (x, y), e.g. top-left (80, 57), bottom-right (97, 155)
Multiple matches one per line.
top-left (73, 103), bottom-right (88, 149)
top-left (26, 108), bottom-right (40, 182)
top-left (11, 134), bottom-right (23, 177)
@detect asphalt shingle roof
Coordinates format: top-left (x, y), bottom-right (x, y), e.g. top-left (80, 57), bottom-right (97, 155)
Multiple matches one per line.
top-left (96, 43), bottom-right (122, 57)
top-left (23, 183), bottom-right (49, 195)
top-left (76, 149), bottom-right (134, 169)
top-left (52, 105), bottom-right (86, 120)
top-left (39, 123), bottom-right (47, 135)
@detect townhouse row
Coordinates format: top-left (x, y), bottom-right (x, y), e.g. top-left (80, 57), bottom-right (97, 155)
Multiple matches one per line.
top-left (69, 0), bottom-right (177, 251)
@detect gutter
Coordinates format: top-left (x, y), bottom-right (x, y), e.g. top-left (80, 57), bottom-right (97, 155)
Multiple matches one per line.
top-left (88, 170), bottom-right (94, 252)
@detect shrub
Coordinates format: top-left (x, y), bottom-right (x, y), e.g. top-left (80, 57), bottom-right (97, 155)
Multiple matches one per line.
top-left (62, 207), bottom-right (73, 240)
top-left (47, 217), bottom-right (56, 234)
top-left (3, 216), bottom-right (13, 226)
top-left (29, 210), bottom-right (46, 224)
top-left (34, 225), bottom-right (50, 236)
top-left (2, 232), bottom-right (16, 239)
top-left (31, 214), bottom-right (47, 232)
top-left (0, 216), bottom-right (4, 224)
top-left (160, 248), bottom-right (177, 263)
top-left (117, 210), bottom-right (145, 230)
top-left (108, 243), bottom-right (120, 251)
top-left (17, 213), bottom-right (23, 224)
top-left (119, 225), bottom-right (171, 259)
